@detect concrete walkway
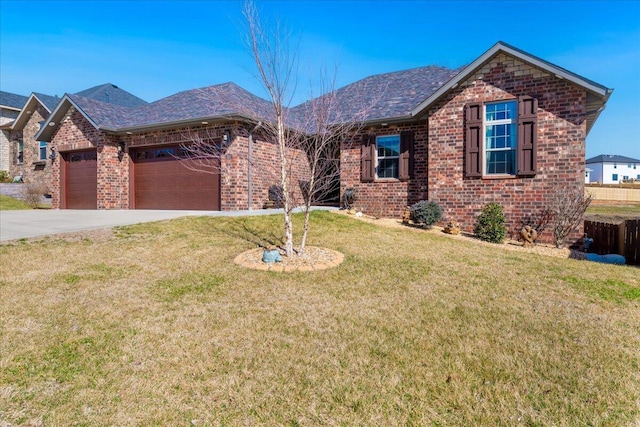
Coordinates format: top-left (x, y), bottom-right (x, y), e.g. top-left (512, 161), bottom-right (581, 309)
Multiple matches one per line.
top-left (0, 207), bottom-right (337, 242)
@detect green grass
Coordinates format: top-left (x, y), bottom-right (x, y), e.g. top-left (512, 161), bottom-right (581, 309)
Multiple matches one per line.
top-left (1, 211), bottom-right (639, 426)
top-left (0, 194), bottom-right (31, 210)
top-left (585, 203), bottom-right (640, 221)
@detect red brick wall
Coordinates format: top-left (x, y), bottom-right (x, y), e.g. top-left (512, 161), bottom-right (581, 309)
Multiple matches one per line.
top-left (225, 128), bottom-right (311, 210)
top-left (10, 104), bottom-right (52, 191)
top-left (341, 122), bottom-right (429, 218)
top-left (50, 117), bottom-right (310, 211)
top-left (50, 107), bottom-right (103, 208)
top-left (341, 53), bottom-right (587, 246)
top-left (98, 134), bottom-right (129, 209)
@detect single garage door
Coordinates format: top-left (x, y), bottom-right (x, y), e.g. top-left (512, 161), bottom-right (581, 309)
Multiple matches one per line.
top-left (64, 150), bottom-right (97, 209)
top-left (132, 146), bottom-right (220, 210)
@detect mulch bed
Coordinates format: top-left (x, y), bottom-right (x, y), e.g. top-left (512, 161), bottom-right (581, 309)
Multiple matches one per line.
top-left (234, 246), bottom-right (344, 272)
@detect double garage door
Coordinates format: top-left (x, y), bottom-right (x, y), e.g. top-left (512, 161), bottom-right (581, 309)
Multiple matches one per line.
top-left (63, 147), bottom-right (220, 210)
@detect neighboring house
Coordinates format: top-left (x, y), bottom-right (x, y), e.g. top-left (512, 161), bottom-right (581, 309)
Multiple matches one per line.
top-left (9, 92), bottom-right (61, 188)
top-left (35, 42), bottom-right (611, 246)
top-left (0, 91), bottom-right (28, 174)
top-left (36, 83), bottom-right (310, 210)
top-left (9, 83), bottom-right (147, 191)
top-left (585, 154), bottom-right (640, 184)
top-left (585, 168), bottom-right (592, 184)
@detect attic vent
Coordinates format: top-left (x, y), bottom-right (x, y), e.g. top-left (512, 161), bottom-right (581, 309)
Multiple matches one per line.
top-left (111, 84), bottom-right (119, 88)
top-left (105, 92), bottom-right (110, 103)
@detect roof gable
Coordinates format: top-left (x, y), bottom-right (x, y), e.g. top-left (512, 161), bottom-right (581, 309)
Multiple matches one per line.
top-left (35, 95), bottom-right (102, 141)
top-left (411, 41), bottom-right (613, 134)
top-left (33, 92), bottom-right (61, 112)
top-left (11, 92), bottom-right (60, 130)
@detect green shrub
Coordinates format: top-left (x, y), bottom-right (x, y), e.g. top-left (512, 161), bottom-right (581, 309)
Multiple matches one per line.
top-left (0, 171), bottom-right (11, 183)
top-left (474, 202), bottom-right (507, 243)
top-left (409, 200), bottom-right (441, 228)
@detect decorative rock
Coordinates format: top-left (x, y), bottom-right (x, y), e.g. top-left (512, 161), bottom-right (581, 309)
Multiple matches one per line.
top-left (443, 220), bottom-right (460, 235)
top-left (262, 249), bottom-right (282, 263)
top-left (520, 226), bottom-right (538, 247)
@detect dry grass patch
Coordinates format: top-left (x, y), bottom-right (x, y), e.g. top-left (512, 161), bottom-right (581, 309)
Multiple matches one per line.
top-left (1, 212), bottom-right (639, 426)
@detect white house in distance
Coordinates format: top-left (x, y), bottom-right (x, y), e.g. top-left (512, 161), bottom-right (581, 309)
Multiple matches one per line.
top-left (586, 154), bottom-right (640, 184)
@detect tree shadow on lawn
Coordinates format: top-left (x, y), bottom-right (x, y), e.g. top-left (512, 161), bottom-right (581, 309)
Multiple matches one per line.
top-left (213, 217), bottom-right (284, 250)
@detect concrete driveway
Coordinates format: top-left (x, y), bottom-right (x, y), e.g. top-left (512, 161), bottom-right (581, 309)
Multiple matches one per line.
top-left (0, 208), bottom-right (336, 242)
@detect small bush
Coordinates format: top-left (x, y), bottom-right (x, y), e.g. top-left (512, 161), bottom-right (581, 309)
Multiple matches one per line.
top-left (474, 202), bottom-right (507, 243)
top-left (0, 171), bottom-right (11, 183)
top-left (22, 183), bottom-right (48, 209)
top-left (409, 200), bottom-right (441, 228)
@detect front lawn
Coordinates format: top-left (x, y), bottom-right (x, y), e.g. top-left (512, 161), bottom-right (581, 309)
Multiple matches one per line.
top-left (0, 194), bottom-right (31, 210)
top-left (1, 212), bottom-right (638, 425)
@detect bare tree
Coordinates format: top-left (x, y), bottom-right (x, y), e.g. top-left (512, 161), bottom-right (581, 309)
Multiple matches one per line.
top-left (549, 188), bottom-right (593, 248)
top-left (293, 68), bottom-right (372, 254)
top-left (176, 1), bottom-right (379, 258)
top-left (243, 0), bottom-right (300, 257)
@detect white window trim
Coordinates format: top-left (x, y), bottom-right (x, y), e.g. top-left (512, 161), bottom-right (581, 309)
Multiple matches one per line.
top-left (375, 134), bottom-right (400, 180)
top-left (483, 101), bottom-right (517, 176)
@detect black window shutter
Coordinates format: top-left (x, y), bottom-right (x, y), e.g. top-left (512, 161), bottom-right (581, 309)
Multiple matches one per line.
top-left (361, 134), bottom-right (375, 182)
top-left (465, 103), bottom-right (483, 177)
top-left (517, 96), bottom-right (538, 176)
top-left (399, 131), bottom-right (414, 181)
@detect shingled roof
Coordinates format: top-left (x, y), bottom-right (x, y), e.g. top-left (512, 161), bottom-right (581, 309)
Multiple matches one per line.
top-left (36, 42), bottom-right (613, 141)
top-left (291, 65), bottom-right (460, 125)
top-left (75, 83), bottom-right (148, 108)
top-left (0, 91), bottom-right (28, 110)
top-left (586, 154), bottom-right (640, 164)
top-left (33, 92), bottom-right (61, 112)
top-left (68, 94), bottom-right (135, 130)
top-left (121, 82), bottom-right (275, 129)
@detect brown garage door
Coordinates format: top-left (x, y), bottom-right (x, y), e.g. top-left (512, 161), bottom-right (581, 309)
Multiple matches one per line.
top-left (64, 150), bottom-right (97, 209)
top-left (132, 146), bottom-right (220, 210)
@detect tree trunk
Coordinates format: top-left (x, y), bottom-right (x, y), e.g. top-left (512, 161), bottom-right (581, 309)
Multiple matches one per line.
top-left (278, 116), bottom-right (294, 257)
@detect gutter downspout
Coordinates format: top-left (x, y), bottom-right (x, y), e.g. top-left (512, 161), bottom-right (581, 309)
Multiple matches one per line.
top-left (248, 121), bottom-right (262, 210)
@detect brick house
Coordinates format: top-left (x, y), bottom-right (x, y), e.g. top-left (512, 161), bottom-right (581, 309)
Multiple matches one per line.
top-left (36, 42), bottom-right (611, 245)
top-left (0, 91), bottom-right (28, 174)
top-left (338, 42), bottom-right (611, 245)
top-left (8, 92), bottom-right (61, 188)
top-left (37, 83), bottom-right (310, 210)
top-left (8, 84), bottom-right (147, 192)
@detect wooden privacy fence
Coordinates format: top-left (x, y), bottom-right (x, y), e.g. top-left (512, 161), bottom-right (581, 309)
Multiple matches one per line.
top-left (584, 219), bottom-right (640, 265)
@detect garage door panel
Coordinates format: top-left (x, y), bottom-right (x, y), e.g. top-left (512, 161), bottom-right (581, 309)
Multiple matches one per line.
top-left (64, 150), bottom-right (97, 209)
top-left (133, 147), bottom-right (220, 210)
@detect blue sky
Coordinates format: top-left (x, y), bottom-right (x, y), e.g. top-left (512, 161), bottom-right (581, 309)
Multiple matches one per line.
top-left (1, 0), bottom-right (638, 159)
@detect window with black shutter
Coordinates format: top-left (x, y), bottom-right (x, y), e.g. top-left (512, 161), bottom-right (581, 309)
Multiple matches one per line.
top-left (464, 97), bottom-right (538, 178)
top-left (399, 131), bottom-right (414, 181)
top-left (361, 134), bottom-right (375, 182)
top-left (465, 103), bottom-right (483, 177)
top-left (517, 96), bottom-right (538, 176)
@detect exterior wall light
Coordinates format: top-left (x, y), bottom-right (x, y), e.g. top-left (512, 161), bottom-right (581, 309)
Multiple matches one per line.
top-left (49, 146), bottom-right (56, 161)
top-left (117, 141), bottom-right (126, 161)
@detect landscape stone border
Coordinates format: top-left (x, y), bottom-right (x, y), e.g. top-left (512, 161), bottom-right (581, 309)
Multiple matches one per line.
top-left (233, 247), bottom-right (344, 272)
